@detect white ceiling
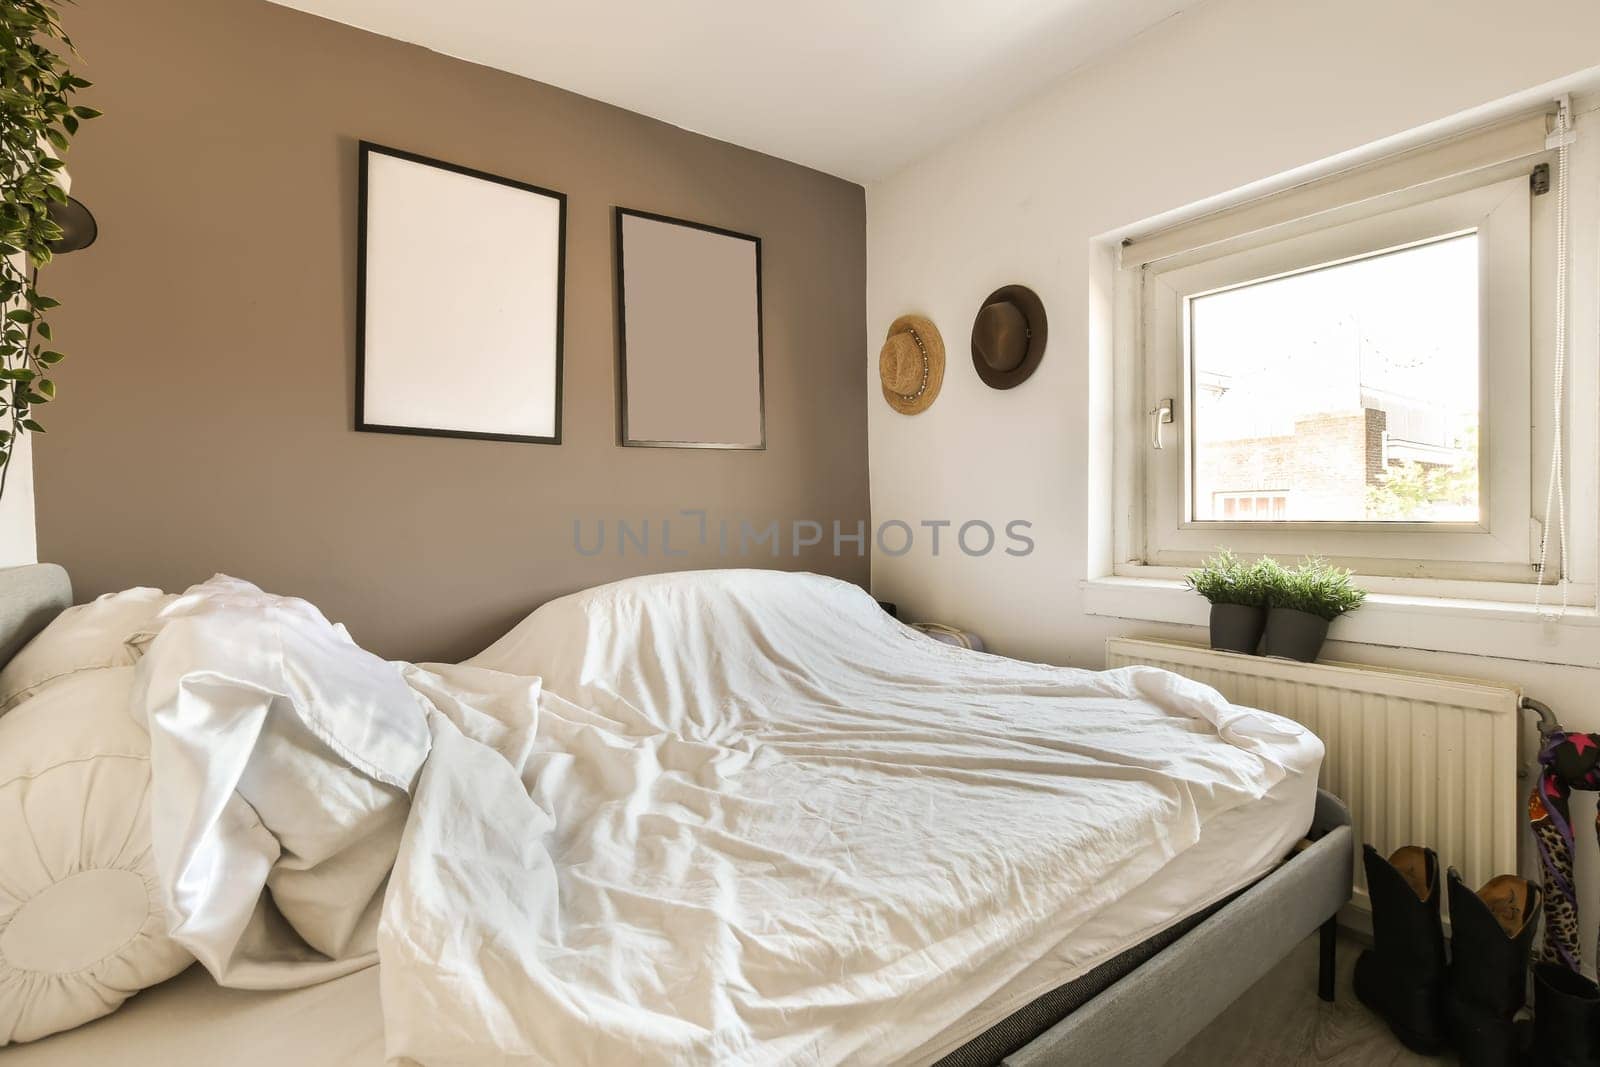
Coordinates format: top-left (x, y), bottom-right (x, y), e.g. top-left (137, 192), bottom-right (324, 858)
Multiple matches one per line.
top-left (267, 0), bottom-right (1194, 183)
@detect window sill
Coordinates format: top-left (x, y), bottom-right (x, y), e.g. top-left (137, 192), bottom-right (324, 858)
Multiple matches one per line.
top-left (1081, 574), bottom-right (1600, 668)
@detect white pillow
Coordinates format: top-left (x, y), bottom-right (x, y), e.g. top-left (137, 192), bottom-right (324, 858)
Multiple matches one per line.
top-left (129, 574), bottom-right (351, 649)
top-left (0, 668), bottom-right (193, 1046)
top-left (0, 587), bottom-right (173, 712)
top-left (134, 576), bottom-right (431, 987)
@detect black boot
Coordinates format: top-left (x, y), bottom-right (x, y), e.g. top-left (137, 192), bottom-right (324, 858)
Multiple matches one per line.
top-left (1444, 869), bottom-right (1540, 1066)
top-left (1354, 844), bottom-right (1447, 1053)
top-left (1530, 962), bottom-right (1600, 1067)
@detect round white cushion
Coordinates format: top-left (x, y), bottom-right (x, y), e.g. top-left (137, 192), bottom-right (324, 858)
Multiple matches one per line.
top-left (0, 667), bottom-right (193, 1045)
top-left (0, 588), bottom-right (173, 713)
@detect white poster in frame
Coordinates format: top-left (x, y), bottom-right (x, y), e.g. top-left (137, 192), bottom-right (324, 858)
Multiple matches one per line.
top-left (357, 142), bottom-right (566, 443)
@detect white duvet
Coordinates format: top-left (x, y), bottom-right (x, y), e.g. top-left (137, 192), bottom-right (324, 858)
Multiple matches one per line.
top-left (132, 569), bottom-right (1313, 1066)
top-left (377, 570), bottom-right (1310, 1065)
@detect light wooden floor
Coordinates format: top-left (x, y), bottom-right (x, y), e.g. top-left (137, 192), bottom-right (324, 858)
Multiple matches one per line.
top-left (1170, 932), bottom-right (1456, 1065)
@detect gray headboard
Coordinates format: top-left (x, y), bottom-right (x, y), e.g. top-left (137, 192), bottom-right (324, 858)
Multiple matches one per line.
top-left (0, 563), bottom-right (71, 667)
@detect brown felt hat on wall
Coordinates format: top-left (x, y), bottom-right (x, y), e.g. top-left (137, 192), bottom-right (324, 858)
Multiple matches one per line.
top-left (971, 285), bottom-right (1047, 389)
top-left (879, 314), bottom-right (945, 415)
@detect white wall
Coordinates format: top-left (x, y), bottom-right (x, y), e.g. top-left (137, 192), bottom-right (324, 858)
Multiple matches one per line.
top-left (0, 428), bottom-right (37, 567)
top-left (1, 243), bottom-right (38, 567)
top-left (866, 0), bottom-right (1600, 967)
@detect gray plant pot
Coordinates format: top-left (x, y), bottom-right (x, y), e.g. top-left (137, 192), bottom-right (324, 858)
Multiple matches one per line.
top-left (1209, 603), bottom-right (1265, 654)
top-left (1263, 608), bottom-right (1331, 662)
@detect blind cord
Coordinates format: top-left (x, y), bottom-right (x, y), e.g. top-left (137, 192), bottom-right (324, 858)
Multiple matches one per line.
top-left (1535, 99), bottom-right (1572, 619)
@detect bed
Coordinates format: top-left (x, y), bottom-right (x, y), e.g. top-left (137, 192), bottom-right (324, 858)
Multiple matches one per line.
top-left (0, 564), bottom-right (1353, 1065)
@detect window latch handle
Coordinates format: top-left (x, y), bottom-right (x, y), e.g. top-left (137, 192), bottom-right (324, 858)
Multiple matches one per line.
top-left (1149, 398), bottom-right (1174, 450)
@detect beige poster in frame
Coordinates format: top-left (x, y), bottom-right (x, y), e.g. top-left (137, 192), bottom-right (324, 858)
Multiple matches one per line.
top-left (614, 208), bottom-right (765, 449)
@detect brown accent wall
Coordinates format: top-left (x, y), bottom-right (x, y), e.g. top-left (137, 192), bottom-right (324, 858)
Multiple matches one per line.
top-left (36, 0), bottom-right (869, 661)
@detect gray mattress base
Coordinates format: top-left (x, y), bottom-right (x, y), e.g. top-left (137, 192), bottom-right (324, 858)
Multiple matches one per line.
top-left (935, 890), bottom-right (1231, 1066)
top-left (950, 790), bottom-right (1353, 1066)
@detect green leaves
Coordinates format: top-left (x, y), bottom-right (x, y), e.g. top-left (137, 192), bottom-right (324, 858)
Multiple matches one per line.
top-left (1187, 551), bottom-right (1366, 619)
top-left (1185, 549), bottom-right (1280, 609)
top-left (0, 0), bottom-right (98, 502)
top-left (1267, 559), bottom-right (1367, 621)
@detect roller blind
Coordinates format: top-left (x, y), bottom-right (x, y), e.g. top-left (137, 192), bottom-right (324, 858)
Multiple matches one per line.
top-left (1120, 111), bottom-right (1551, 269)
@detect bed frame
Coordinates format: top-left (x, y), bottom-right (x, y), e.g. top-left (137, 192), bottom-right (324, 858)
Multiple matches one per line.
top-left (0, 563), bottom-right (1353, 1066)
top-left (960, 791), bottom-right (1349, 1064)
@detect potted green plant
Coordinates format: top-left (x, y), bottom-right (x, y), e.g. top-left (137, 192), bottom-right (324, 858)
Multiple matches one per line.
top-left (1263, 558), bottom-right (1367, 662)
top-left (1185, 550), bottom-right (1280, 654)
top-left (0, 1), bottom-right (99, 502)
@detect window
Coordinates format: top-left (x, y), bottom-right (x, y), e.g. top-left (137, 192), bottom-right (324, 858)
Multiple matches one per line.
top-left (1130, 157), bottom-right (1551, 582)
top-left (1191, 234), bottom-right (1478, 525)
top-left (1091, 102), bottom-right (1600, 654)
top-left (1214, 492), bottom-right (1290, 521)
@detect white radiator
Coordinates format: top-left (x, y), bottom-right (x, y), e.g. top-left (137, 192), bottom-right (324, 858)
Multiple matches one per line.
top-left (1105, 638), bottom-right (1522, 917)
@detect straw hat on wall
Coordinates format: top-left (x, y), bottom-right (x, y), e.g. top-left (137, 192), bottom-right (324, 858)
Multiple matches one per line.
top-left (878, 314), bottom-right (945, 415)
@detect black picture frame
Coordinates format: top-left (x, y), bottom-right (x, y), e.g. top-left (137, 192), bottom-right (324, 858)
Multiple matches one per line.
top-left (613, 206), bottom-right (766, 450)
top-left (356, 141), bottom-right (567, 445)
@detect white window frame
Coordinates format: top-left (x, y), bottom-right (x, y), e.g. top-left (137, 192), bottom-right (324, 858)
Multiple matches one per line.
top-left (1085, 94), bottom-right (1600, 667)
top-left (1140, 172), bottom-right (1538, 580)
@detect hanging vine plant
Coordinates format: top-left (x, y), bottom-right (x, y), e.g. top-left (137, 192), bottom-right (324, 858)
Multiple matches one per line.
top-left (0, 0), bottom-right (98, 500)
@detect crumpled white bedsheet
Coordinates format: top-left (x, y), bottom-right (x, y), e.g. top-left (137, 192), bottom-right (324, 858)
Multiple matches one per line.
top-left (132, 576), bottom-right (432, 990)
top-left (373, 570), bottom-right (1312, 1066)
